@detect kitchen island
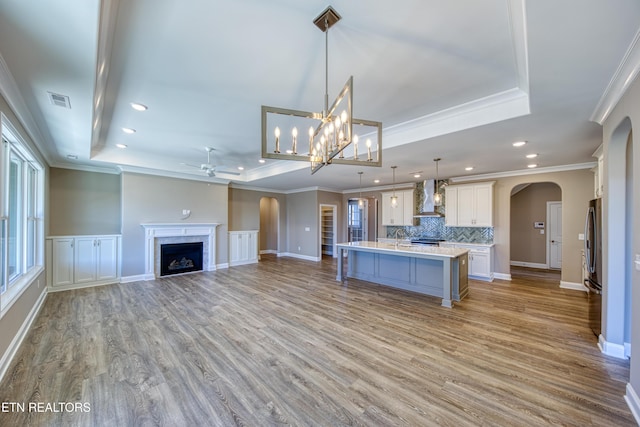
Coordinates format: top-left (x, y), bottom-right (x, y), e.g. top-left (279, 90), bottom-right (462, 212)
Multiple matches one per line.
top-left (336, 241), bottom-right (469, 308)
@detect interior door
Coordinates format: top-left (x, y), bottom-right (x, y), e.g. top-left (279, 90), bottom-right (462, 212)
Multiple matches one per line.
top-left (548, 201), bottom-right (562, 269)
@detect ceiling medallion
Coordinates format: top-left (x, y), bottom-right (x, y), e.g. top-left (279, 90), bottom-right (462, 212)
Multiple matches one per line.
top-left (261, 6), bottom-right (382, 174)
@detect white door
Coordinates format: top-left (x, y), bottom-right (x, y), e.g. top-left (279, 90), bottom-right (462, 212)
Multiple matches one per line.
top-left (548, 202), bottom-right (562, 269)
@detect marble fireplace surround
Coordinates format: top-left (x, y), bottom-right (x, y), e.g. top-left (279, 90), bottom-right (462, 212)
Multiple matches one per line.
top-left (141, 223), bottom-right (220, 280)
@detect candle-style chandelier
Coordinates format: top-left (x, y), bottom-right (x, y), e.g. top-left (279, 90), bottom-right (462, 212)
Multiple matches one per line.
top-left (261, 6), bottom-right (383, 174)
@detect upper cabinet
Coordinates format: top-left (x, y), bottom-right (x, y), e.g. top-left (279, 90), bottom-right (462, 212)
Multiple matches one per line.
top-left (593, 144), bottom-right (603, 198)
top-left (445, 182), bottom-right (494, 227)
top-left (381, 189), bottom-right (414, 226)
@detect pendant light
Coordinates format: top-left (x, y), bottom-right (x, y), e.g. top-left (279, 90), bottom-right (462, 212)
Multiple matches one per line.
top-left (390, 166), bottom-right (398, 208)
top-left (433, 158), bottom-right (442, 206)
top-left (358, 171), bottom-right (364, 209)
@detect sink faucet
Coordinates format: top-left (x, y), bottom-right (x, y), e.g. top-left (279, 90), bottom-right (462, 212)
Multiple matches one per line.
top-left (394, 229), bottom-right (405, 247)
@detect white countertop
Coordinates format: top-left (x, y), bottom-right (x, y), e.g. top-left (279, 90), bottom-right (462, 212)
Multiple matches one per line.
top-left (337, 241), bottom-right (469, 258)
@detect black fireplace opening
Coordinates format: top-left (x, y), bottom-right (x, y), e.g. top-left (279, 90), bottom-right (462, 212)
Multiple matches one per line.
top-left (160, 242), bottom-right (203, 276)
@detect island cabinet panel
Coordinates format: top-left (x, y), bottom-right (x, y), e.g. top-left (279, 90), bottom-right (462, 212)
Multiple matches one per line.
top-left (338, 241), bottom-right (469, 307)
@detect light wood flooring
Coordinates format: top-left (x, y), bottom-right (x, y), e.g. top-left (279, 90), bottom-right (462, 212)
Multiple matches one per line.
top-left (0, 255), bottom-right (634, 426)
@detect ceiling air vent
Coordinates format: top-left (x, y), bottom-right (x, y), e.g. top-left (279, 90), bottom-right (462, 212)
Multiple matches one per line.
top-left (47, 91), bottom-right (71, 109)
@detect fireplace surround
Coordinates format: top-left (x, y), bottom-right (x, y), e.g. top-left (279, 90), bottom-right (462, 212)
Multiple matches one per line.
top-left (141, 223), bottom-right (220, 280)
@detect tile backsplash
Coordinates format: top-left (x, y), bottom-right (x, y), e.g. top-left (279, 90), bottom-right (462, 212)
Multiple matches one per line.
top-left (386, 217), bottom-right (493, 243)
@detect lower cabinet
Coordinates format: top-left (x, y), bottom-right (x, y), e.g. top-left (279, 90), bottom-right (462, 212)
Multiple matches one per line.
top-left (47, 235), bottom-right (121, 291)
top-left (440, 242), bottom-right (494, 281)
top-left (229, 230), bottom-right (259, 266)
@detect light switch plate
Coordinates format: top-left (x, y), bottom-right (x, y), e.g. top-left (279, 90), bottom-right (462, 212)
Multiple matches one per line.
top-left (539, 229), bottom-right (544, 234)
top-left (578, 233), bottom-right (584, 240)
top-left (305, 227), bottom-right (310, 231)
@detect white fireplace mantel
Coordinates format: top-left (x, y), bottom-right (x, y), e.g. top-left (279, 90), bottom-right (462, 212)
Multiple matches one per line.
top-left (141, 223), bottom-right (220, 280)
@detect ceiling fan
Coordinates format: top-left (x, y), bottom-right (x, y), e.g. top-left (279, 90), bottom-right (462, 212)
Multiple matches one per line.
top-left (183, 147), bottom-right (241, 177)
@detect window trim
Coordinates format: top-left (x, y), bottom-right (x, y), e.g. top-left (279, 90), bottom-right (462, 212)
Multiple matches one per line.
top-left (0, 114), bottom-right (45, 317)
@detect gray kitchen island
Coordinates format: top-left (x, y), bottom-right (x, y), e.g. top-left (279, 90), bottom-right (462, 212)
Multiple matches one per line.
top-left (336, 241), bottom-right (469, 308)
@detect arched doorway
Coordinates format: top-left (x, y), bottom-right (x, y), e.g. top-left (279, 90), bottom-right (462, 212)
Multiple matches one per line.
top-left (509, 182), bottom-right (562, 282)
top-left (602, 118), bottom-right (633, 358)
top-left (259, 197), bottom-right (279, 257)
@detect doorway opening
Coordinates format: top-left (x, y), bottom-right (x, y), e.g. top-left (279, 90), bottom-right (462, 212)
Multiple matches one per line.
top-left (320, 204), bottom-right (337, 258)
top-left (509, 182), bottom-right (562, 282)
top-left (259, 197), bottom-right (279, 257)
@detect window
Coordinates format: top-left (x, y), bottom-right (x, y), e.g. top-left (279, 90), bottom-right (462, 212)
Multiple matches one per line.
top-left (1, 115), bottom-right (44, 313)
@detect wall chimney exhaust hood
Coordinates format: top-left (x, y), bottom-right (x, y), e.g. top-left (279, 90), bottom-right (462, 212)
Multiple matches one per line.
top-left (414, 179), bottom-right (444, 217)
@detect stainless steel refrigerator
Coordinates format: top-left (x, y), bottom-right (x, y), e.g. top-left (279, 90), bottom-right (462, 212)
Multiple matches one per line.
top-left (584, 198), bottom-right (602, 337)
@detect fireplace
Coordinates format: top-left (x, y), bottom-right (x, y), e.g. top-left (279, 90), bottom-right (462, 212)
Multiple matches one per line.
top-left (160, 242), bottom-right (203, 276)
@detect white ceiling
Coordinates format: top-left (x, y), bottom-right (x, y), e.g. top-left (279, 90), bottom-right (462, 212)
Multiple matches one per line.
top-left (0, 0), bottom-right (639, 192)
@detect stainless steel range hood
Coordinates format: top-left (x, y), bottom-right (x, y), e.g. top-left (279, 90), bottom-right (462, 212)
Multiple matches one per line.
top-left (414, 179), bottom-right (444, 217)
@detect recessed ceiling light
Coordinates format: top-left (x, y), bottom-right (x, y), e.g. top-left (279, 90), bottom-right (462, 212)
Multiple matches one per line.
top-left (116, 143), bottom-right (127, 149)
top-left (526, 153), bottom-right (538, 159)
top-left (258, 159), bottom-right (266, 164)
top-left (237, 166), bottom-right (244, 171)
top-left (130, 102), bottom-right (148, 111)
top-left (413, 173), bottom-right (421, 178)
top-left (465, 166), bottom-right (474, 171)
top-left (122, 127), bottom-right (136, 134)
top-left (374, 179), bottom-right (380, 183)
top-left (512, 141), bottom-right (527, 147)
top-left (66, 154), bottom-right (78, 160)
top-left (527, 163), bottom-right (538, 168)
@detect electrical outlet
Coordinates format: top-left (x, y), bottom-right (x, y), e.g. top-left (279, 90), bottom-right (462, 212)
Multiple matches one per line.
top-left (304, 227), bottom-right (310, 231)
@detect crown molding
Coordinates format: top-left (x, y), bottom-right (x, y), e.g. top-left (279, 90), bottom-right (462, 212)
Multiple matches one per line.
top-left (0, 53), bottom-right (55, 165)
top-left (48, 161), bottom-right (121, 175)
top-left (448, 162), bottom-right (597, 183)
top-left (590, 26), bottom-right (640, 125)
top-left (117, 164), bottom-right (231, 184)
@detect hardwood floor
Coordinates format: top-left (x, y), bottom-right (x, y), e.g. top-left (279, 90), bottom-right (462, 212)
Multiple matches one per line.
top-left (0, 255), bottom-right (634, 426)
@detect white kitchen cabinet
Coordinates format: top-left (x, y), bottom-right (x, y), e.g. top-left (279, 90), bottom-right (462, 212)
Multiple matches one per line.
top-left (229, 230), bottom-right (259, 266)
top-left (440, 242), bottom-right (494, 281)
top-left (381, 189), bottom-right (414, 226)
top-left (445, 182), bottom-right (494, 227)
top-left (47, 235), bottom-right (121, 291)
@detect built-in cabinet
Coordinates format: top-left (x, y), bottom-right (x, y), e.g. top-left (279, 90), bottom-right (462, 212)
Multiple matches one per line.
top-left (592, 144), bottom-right (604, 198)
top-left (47, 235), bottom-right (121, 291)
top-left (381, 189), bottom-right (414, 226)
top-left (229, 230), bottom-right (259, 266)
top-left (440, 242), bottom-right (494, 281)
top-left (445, 182), bottom-right (494, 227)
top-left (321, 206), bottom-right (335, 256)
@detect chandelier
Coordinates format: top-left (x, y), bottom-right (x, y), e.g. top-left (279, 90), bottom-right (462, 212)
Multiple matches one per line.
top-left (261, 6), bottom-right (383, 174)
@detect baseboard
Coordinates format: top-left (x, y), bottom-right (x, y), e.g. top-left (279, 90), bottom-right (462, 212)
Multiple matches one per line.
top-left (278, 252), bottom-right (321, 262)
top-left (510, 261), bottom-right (549, 269)
top-left (120, 274), bottom-right (149, 283)
top-left (0, 288), bottom-right (47, 384)
top-left (625, 342), bottom-right (632, 358)
top-left (625, 383), bottom-right (640, 426)
top-left (493, 272), bottom-right (511, 281)
top-left (560, 281), bottom-right (588, 292)
top-left (260, 249), bottom-right (277, 255)
top-left (229, 259), bottom-right (259, 267)
top-left (598, 334), bottom-right (629, 359)
top-left (48, 279), bottom-right (120, 292)
top-left (216, 263), bottom-right (229, 270)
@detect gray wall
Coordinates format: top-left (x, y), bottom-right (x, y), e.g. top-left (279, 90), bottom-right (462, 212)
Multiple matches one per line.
top-left (228, 188), bottom-right (287, 254)
top-left (602, 71), bottom-right (639, 393)
top-left (121, 173), bottom-right (228, 277)
top-left (49, 168), bottom-right (121, 235)
top-left (286, 191), bottom-right (318, 258)
top-left (510, 182), bottom-right (561, 265)
top-left (0, 93), bottom-right (47, 365)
